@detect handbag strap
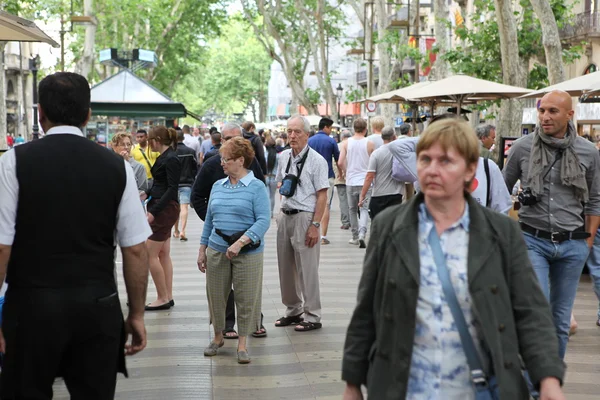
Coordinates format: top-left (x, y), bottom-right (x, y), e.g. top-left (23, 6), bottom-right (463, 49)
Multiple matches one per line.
top-left (428, 227), bottom-right (490, 389)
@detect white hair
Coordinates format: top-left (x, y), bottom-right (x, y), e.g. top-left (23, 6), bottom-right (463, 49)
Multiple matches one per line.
top-left (288, 115), bottom-right (311, 133)
top-left (222, 122), bottom-right (242, 135)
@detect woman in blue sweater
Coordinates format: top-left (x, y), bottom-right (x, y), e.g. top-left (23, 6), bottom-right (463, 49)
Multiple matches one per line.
top-left (198, 137), bottom-right (270, 364)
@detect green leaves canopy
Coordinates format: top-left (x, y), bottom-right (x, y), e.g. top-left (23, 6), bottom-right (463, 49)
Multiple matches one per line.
top-left (172, 15), bottom-right (272, 117)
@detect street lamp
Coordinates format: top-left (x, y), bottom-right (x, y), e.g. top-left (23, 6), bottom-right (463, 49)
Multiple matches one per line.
top-left (336, 83), bottom-right (343, 125)
top-left (29, 55), bottom-right (41, 140)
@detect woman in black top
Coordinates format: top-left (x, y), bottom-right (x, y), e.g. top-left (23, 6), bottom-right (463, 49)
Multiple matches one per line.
top-left (146, 126), bottom-right (181, 311)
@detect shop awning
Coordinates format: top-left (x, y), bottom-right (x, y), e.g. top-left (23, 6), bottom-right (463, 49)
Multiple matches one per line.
top-left (90, 69), bottom-right (200, 120)
top-left (91, 102), bottom-right (187, 118)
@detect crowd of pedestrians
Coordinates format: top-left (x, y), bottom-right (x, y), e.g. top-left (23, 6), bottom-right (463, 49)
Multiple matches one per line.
top-left (0, 69), bottom-right (598, 400)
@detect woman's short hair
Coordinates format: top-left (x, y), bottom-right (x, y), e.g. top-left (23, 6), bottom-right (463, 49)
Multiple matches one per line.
top-left (220, 136), bottom-right (255, 168)
top-left (148, 126), bottom-right (177, 150)
top-left (111, 131), bottom-right (132, 146)
top-left (416, 118), bottom-right (479, 167)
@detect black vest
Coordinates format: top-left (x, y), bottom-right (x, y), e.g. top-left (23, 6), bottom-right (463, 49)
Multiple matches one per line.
top-left (8, 134), bottom-right (127, 288)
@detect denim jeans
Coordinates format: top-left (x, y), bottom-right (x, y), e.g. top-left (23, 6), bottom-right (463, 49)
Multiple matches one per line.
top-left (347, 185), bottom-right (371, 239)
top-left (266, 176), bottom-right (278, 217)
top-left (523, 232), bottom-right (589, 359)
top-left (586, 229), bottom-right (600, 319)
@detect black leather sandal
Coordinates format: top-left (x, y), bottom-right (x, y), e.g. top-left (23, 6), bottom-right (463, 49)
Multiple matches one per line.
top-left (275, 314), bottom-right (304, 327)
top-left (294, 321), bottom-right (322, 332)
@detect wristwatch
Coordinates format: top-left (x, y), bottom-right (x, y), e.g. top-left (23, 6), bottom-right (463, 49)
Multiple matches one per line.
top-left (311, 221), bottom-right (321, 228)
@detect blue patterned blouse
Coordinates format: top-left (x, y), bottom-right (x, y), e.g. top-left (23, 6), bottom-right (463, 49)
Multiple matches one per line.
top-left (406, 203), bottom-right (486, 400)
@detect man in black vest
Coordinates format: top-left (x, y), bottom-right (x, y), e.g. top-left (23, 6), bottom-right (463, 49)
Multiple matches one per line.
top-left (0, 72), bottom-right (152, 399)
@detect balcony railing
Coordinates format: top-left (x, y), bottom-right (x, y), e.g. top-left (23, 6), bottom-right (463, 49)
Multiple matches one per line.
top-left (559, 11), bottom-right (600, 40)
top-left (356, 66), bottom-right (380, 84)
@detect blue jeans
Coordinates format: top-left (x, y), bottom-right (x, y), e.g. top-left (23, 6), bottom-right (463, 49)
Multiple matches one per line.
top-left (523, 232), bottom-right (589, 359)
top-left (586, 229), bottom-right (600, 319)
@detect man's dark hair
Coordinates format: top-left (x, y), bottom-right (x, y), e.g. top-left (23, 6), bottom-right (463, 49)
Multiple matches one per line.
top-left (211, 132), bottom-right (221, 145)
top-left (183, 125), bottom-right (190, 133)
top-left (177, 129), bottom-right (184, 142)
top-left (209, 126), bottom-right (218, 134)
top-left (39, 72), bottom-right (90, 127)
top-left (318, 117), bottom-right (334, 130)
top-left (136, 129), bottom-right (147, 135)
top-left (399, 124), bottom-right (412, 136)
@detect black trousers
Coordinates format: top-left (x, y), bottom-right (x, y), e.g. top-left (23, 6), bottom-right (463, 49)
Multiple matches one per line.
top-left (225, 290), bottom-right (264, 331)
top-left (368, 193), bottom-right (403, 220)
top-left (0, 286), bottom-right (125, 400)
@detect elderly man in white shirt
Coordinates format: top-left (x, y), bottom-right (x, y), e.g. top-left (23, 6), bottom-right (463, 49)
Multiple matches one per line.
top-left (274, 115), bottom-right (330, 332)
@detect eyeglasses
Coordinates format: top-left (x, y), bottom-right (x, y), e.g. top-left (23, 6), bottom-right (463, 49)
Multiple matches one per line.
top-left (221, 156), bottom-right (239, 164)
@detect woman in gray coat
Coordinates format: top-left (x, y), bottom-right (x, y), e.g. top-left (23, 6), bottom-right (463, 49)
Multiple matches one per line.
top-left (342, 119), bottom-right (565, 400)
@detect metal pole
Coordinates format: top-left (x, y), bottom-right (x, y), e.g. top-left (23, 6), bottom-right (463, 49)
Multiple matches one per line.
top-left (32, 63), bottom-right (39, 140)
top-left (337, 96), bottom-right (341, 125)
top-left (366, 1), bottom-right (375, 97)
top-left (411, 0), bottom-right (420, 133)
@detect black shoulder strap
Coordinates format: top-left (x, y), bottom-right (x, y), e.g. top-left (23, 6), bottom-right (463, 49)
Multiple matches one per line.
top-left (139, 147), bottom-right (152, 170)
top-left (285, 149), bottom-right (310, 183)
top-left (483, 157), bottom-right (491, 208)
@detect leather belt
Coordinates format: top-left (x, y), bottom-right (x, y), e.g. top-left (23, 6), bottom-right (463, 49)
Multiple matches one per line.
top-left (281, 209), bottom-right (303, 215)
top-left (520, 223), bottom-right (590, 243)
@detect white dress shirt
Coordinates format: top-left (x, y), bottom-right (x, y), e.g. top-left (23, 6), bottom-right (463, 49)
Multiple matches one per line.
top-left (0, 125), bottom-right (151, 247)
top-left (183, 133), bottom-right (201, 158)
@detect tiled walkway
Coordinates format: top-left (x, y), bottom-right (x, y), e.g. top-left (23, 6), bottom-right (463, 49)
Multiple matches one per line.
top-left (53, 197), bottom-right (600, 399)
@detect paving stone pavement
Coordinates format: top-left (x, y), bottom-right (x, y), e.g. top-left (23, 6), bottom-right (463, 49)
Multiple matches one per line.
top-left (52, 195), bottom-right (600, 399)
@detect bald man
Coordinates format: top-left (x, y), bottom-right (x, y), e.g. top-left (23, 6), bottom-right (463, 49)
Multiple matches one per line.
top-left (504, 90), bottom-right (600, 360)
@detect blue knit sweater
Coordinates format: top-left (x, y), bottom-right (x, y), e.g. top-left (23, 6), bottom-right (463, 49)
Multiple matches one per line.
top-left (200, 171), bottom-right (270, 254)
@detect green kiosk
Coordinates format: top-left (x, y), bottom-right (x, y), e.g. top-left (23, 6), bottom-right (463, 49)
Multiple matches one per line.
top-left (86, 69), bottom-right (198, 146)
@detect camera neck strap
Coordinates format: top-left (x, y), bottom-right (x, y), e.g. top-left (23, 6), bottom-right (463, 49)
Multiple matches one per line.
top-left (285, 148), bottom-right (310, 182)
top-left (541, 149), bottom-right (564, 181)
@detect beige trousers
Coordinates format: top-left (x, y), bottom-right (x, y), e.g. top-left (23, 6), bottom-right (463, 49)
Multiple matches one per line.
top-left (276, 211), bottom-right (322, 323)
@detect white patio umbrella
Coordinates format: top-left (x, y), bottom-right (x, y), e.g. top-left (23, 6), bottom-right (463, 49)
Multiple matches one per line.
top-left (404, 74), bottom-right (533, 113)
top-left (362, 81), bottom-right (433, 103)
top-left (520, 71), bottom-right (600, 99)
top-left (0, 11), bottom-right (59, 47)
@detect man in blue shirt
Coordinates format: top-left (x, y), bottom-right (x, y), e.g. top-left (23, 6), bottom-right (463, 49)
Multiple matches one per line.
top-left (308, 117), bottom-right (340, 244)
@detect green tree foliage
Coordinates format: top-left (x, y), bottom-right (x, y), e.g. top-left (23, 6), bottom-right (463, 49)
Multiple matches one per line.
top-left (439, 0), bottom-right (583, 88)
top-left (172, 15), bottom-right (272, 119)
top-left (64, 0), bottom-right (226, 94)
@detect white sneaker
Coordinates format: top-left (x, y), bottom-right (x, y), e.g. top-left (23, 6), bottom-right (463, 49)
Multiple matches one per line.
top-left (348, 238), bottom-right (359, 245)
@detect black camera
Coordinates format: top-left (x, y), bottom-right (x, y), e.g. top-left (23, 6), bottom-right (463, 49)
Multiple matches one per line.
top-left (518, 188), bottom-right (539, 206)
